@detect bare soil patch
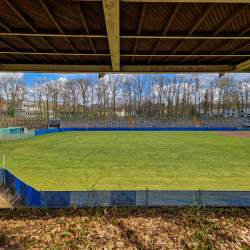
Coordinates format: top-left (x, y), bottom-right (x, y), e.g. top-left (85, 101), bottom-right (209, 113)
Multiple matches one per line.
top-left (0, 207), bottom-right (249, 249)
top-left (216, 131), bottom-right (250, 138)
top-left (20, 148), bottom-right (30, 151)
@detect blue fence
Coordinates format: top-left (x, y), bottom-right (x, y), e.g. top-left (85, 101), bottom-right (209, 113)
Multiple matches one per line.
top-left (1, 169), bottom-right (250, 208)
top-left (35, 127), bottom-right (242, 136)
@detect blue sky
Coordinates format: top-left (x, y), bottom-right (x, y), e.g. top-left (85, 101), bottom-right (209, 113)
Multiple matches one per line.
top-left (24, 73), bottom-right (99, 84)
top-left (23, 72), bottom-right (250, 85)
top-left (24, 73), bottom-right (176, 85)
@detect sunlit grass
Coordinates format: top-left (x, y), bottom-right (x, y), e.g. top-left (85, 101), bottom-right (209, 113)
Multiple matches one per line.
top-left (1, 131), bottom-right (250, 191)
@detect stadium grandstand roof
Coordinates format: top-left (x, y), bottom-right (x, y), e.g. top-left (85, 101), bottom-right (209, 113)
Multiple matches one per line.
top-left (1, 0), bottom-right (250, 75)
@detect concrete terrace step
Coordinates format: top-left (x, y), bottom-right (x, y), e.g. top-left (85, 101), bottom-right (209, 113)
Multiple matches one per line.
top-left (192, 118), bottom-right (201, 127)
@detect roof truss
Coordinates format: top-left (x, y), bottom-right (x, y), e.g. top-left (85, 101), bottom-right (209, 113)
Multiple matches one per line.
top-left (1, 0), bottom-right (250, 73)
top-left (103, 0), bottom-right (120, 71)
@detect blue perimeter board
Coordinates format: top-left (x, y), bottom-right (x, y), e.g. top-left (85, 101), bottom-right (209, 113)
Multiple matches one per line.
top-left (1, 169), bottom-right (250, 208)
top-left (2, 128), bottom-right (250, 208)
top-left (35, 127), bottom-right (244, 136)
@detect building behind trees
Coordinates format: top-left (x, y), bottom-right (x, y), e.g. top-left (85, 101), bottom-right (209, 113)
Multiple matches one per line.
top-left (0, 73), bottom-right (250, 119)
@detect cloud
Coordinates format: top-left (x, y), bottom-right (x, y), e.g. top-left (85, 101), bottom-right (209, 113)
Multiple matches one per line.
top-left (57, 77), bottom-right (68, 83)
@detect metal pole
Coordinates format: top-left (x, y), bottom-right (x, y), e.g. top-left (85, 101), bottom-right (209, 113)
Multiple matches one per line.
top-left (9, 192), bottom-right (23, 207)
top-left (200, 188), bottom-right (203, 207)
top-left (40, 189), bottom-right (42, 207)
top-left (92, 188), bottom-right (95, 207)
top-left (146, 188), bottom-right (148, 207)
top-left (3, 155), bottom-right (4, 169)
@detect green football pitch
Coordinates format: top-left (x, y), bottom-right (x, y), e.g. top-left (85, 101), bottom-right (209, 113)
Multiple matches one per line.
top-left (1, 131), bottom-right (250, 191)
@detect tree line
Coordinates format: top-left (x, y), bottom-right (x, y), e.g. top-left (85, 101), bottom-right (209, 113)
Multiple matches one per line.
top-left (0, 73), bottom-right (249, 118)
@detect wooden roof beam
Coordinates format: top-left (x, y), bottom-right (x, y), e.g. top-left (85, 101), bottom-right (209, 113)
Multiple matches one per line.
top-left (207, 12), bottom-right (250, 56)
top-left (39, 0), bottom-right (63, 33)
top-left (162, 57), bottom-right (170, 64)
top-left (71, 0), bottom-right (250, 3)
top-left (235, 58), bottom-right (250, 71)
top-left (39, 0), bottom-right (83, 63)
top-left (180, 57), bottom-right (187, 63)
top-left (171, 2), bottom-right (216, 62)
top-left (188, 3), bottom-right (216, 36)
top-left (0, 19), bottom-right (11, 32)
top-left (230, 57), bottom-right (244, 63)
top-left (172, 40), bottom-right (185, 54)
top-left (239, 25), bottom-right (250, 36)
top-left (195, 57), bottom-right (206, 64)
top-left (15, 36), bottom-right (51, 63)
top-left (180, 39), bottom-right (210, 63)
top-left (4, 0), bottom-right (53, 64)
top-left (39, 37), bottom-right (68, 64)
top-left (210, 40), bottom-right (233, 54)
top-left (210, 21), bottom-right (250, 56)
top-left (0, 64), bottom-right (234, 74)
top-left (0, 33), bottom-right (108, 38)
top-left (230, 41), bottom-right (250, 54)
top-left (0, 6), bottom-right (67, 63)
top-left (0, 39), bottom-right (34, 62)
top-left (213, 4), bottom-right (249, 36)
top-left (3, 33), bottom-right (250, 40)
top-left (125, 0), bottom-right (250, 2)
top-left (0, 39), bottom-right (17, 52)
top-left (186, 4), bottom-right (249, 66)
top-left (16, 36), bottom-right (38, 52)
top-left (4, 0), bottom-right (37, 33)
top-left (148, 3), bottom-right (181, 64)
top-left (75, 1), bottom-right (100, 64)
top-left (131, 2), bottom-right (147, 64)
top-left (0, 51), bottom-right (110, 56)
top-left (103, 0), bottom-right (120, 71)
top-left (211, 57), bottom-right (225, 64)
top-left (2, 51), bottom-right (250, 57)
top-left (18, 55), bottom-right (34, 63)
top-left (1, 54), bottom-right (17, 62)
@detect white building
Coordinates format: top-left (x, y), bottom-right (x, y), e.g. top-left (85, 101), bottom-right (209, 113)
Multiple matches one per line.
top-left (197, 104), bottom-right (239, 118)
top-left (15, 101), bottom-right (53, 118)
top-left (243, 106), bottom-right (250, 117)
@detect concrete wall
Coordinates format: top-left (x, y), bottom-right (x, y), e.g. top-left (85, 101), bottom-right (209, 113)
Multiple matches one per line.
top-left (62, 118), bottom-right (195, 128)
top-left (0, 118), bottom-right (48, 130)
top-left (61, 119), bottom-right (129, 128)
top-left (197, 118), bottom-right (249, 129)
top-left (60, 118), bottom-right (195, 128)
top-left (0, 118), bottom-right (248, 130)
top-left (60, 118), bottom-right (249, 129)
top-left (133, 118), bottom-right (194, 127)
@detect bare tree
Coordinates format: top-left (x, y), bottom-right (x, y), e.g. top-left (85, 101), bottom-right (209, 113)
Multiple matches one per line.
top-left (77, 77), bottom-right (91, 117)
top-left (109, 75), bottom-right (121, 114)
top-left (218, 75), bottom-right (234, 118)
top-left (208, 77), bottom-right (218, 118)
top-left (134, 75), bottom-right (146, 116)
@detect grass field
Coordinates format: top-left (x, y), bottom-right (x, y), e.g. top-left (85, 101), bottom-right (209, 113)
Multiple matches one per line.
top-left (1, 131), bottom-right (250, 191)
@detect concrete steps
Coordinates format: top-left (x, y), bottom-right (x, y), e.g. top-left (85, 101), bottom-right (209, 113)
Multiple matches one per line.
top-left (192, 118), bottom-right (201, 127)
